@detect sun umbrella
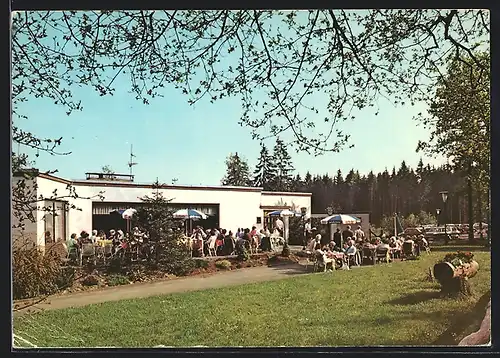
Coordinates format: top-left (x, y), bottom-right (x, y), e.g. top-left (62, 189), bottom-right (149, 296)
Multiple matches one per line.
top-left (121, 208), bottom-right (137, 220)
top-left (172, 209), bottom-right (208, 220)
top-left (267, 210), bottom-right (302, 217)
top-left (320, 214), bottom-right (361, 225)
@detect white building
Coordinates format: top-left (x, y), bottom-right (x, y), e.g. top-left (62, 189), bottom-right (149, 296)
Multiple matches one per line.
top-left (12, 170), bottom-right (312, 250)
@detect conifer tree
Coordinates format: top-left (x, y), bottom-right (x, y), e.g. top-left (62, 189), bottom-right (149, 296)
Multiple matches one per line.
top-left (221, 152), bottom-right (252, 186)
top-left (252, 144), bottom-right (277, 190)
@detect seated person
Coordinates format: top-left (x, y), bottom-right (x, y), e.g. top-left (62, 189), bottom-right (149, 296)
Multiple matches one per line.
top-left (90, 230), bottom-right (99, 244)
top-left (377, 239), bottom-right (390, 251)
top-left (404, 236), bottom-right (415, 245)
top-left (306, 235), bottom-right (321, 252)
top-left (78, 231), bottom-right (92, 245)
top-left (345, 240), bottom-right (357, 255)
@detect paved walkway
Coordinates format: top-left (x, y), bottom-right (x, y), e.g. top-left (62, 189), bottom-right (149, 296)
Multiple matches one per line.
top-left (14, 264), bottom-right (308, 316)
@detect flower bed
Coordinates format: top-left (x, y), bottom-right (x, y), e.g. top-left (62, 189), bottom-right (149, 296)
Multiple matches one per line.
top-left (441, 251), bottom-right (475, 266)
top-left (19, 252), bottom-right (300, 299)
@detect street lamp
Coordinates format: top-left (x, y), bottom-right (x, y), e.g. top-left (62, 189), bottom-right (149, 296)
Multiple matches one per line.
top-left (301, 207), bottom-right (308, 250)
top-left (326, 206), bottom-right (334, 245)
top-left (439, 191), bottom-right (449, 244)
top-left (440, 191), bottom-right (448, 203)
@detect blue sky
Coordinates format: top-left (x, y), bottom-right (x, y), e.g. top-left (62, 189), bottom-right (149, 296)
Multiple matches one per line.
top-left (13, 11), bottom-right (447, 186)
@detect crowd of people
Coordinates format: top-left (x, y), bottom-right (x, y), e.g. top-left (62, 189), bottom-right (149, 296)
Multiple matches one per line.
top-left (63, 227), bottom-right (151, 261)
top-left (303, 224), bottom-right (430, 269)
top-left (57, 216), bottom-right (430, 266)
top-left (185, 225), bottom-right (284, 257)
top-left (59, 222), bottom-right (287, 262)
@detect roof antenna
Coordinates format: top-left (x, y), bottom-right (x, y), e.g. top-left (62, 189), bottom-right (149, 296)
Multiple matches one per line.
top-left (128, 144), bottom-right (138, 177)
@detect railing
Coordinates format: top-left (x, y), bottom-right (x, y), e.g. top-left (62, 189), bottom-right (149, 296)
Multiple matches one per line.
top-left (85, 172), bottom-right (135, 182)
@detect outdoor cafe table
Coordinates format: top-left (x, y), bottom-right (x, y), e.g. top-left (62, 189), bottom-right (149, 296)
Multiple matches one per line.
top-left (325, 251), bottom-right (346, 268)
top-left (95, 240), bottom-right (113, 247)
top-left (362, 244), bottom-right (400, 263)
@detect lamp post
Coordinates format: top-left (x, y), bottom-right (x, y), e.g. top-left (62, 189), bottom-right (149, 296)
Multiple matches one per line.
top-left (301, 207), bottom-right (308, 250)
top-left (326, 206), bottom-right (334, 246)
top-left (439, 191), bottom-right (449, 244)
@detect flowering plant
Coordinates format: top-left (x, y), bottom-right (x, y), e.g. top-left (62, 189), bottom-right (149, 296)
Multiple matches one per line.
top-left (442, 251), bottom-right (474, 266)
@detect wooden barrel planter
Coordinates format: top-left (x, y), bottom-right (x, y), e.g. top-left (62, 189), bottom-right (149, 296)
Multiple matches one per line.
top-left (433, 260), bottom-right (479, 296)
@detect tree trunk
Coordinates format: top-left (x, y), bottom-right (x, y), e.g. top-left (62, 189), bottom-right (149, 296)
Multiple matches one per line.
top-left (433, 260), bottom-right (479, 297)
top-left (458, 299), bottom-right (491, 346)
top-left (467, 163), bottom-right (474, 242)
top-left (478, 189), bottom-right (483, 240)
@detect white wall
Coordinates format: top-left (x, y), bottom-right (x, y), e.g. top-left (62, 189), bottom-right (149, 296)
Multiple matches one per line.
top-left (11, 176), bottom-right (39, 249)
top-left (36, 178), bottom-right (264, 235)
top-left (32, 176), bottom-right (313, 241)
top-left (260, 192), bottom-right (312, 216)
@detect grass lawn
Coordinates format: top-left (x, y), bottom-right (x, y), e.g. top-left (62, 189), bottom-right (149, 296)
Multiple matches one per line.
top-left (13, 248), bottom-right (490, 348)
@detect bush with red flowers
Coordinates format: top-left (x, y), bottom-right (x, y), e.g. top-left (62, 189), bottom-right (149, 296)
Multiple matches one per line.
top-left (442, 251), bottom-right (474, 266)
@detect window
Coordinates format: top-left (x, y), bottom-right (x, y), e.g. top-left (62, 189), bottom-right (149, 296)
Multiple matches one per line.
top-left (256, 217), bottom-right (262, 224)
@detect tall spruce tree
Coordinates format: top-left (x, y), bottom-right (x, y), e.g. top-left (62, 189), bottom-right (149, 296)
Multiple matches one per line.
top-left (271, 138), bottom-right (295, 191)
top-left (221, 152), bottom-right (252, 186)
top-left (252, 144), bottom-right (277, 190)
top-left (132, 180), bottom-right (194, 274)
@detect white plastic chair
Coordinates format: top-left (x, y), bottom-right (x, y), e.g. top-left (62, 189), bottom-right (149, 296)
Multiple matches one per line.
top-left (80, 243), bottom-right (96, 266)
top-left (208, 239), bottom-right (217, 257)
top-left (103, 244), bottom-right (114, 264)
top-left (347, 247), bottom-right (360, 267)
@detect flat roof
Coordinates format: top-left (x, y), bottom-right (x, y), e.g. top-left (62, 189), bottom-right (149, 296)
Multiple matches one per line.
top-left (34, 172), bottom-right (312, 195)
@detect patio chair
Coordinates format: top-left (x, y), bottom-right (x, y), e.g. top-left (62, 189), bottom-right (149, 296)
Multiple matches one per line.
top-left (313, 252), bottom-right (334, 272)
top-left (103, 244), bottom-right (114, 264)
top-left (67, 246), bottom-right (78, 265)
top-left (208, 239), bottom-right (217, 257)
top-left (304, 250), bottom-right (317, 271)
top-left (80, 243), bottom-right (96, 266)
top-left (375, 247), bottom-right (390, 264)
top-left (362, 247), bottom-right (375, 265)
top-left (401, 242), bottom-right (416, 260)
top-left (95, 245), bottom-right (105, 263)
top-left (346, 247), bottom-right (360, 268)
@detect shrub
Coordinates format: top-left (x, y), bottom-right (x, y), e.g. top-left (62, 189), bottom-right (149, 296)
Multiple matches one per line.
top-left (82, 274), bottom-right (99, 286)
top-left (107, 255), bottom-right (124, 273)
top-left (107, 274), bottom-right (130, 286)
top-left (160, 253), bottom-right (196, 276)
top-left (127, 268), bottom-right (147, 282)
top-left (54, 266), bottom-right (76, 290)
top-left (195, 260), bottom-right (210, 269)
top-left (236, 245), bottom-right (250, 261)
top-left (215, 260), bottom-right (232, 270)
top-left (442, 251), bottom-right (475, 265)
top-left (12, 243), bottom-right (62, 300)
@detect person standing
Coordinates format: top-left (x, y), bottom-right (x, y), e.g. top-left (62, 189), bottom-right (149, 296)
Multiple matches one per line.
top-left (333, 228), bottom-right (342, 249)
top-left (303, 219), bottom-right (312, 249)
top-left (354, 225), bottom-right (365, 243)
top-left (342, 225), bottom-right (355, 245)
top-left (274, 217), bottom-right (284, 237)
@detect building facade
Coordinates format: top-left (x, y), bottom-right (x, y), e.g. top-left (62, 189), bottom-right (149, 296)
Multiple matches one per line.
top-left (12, 171), bottom-right (312, 250)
